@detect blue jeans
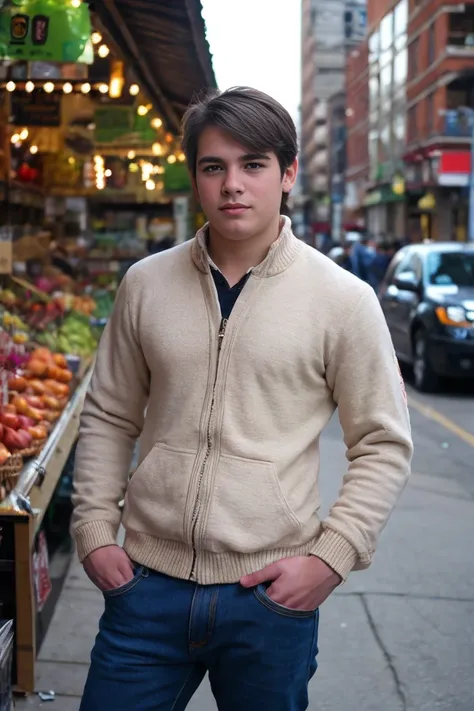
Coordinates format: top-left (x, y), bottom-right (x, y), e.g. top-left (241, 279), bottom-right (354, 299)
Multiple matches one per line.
top-left (80, 566), bottom-right (319, 710)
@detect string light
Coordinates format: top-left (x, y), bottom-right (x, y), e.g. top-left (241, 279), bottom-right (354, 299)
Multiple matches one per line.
top-left (167, 155), bottom-right (177, 164)
top-left (137, 105), bottom-right (149, 116)
top-left (165, 133), bottom-right (173, 144)
top-left (68, 156), bottom-right (76, 165)
top-left (94, 155), bottom-right (105, 189)
top-left (129, 84), bottom-right (140, 96)
top-left (71, 0), bottom-right (82, 7)
top-left (92, 32), bottom-right (102, 45)
top-left (98, 44), bottom-right (110, 58)
top-left (151, 118), bottom-right (163, 129)
top-left (63, 82), bottom-right (73, 94)
top-left (105, 169), bottom-right (112, 177)
top-left (129, 163), bottom-right (139, 172)
top-left (43, 82), bottom-right (54, 93)
top-left (128, 150), bottom-right (136, 160)
top-left (30, 145), bottom-right (38, 154)
top-left (19, 129), bottom-right (29, 140)
top-left (99, 84), bottom-right (109, 94)
top-left (81, 83), bottom-right (91, 94)
top-left (6, 81), bottom-right (16, 92)
top-left (25, 81), bottom-right (35, 93)
top-left (11, 134), bottom-right (20, 144)
top-left (178, 152), bottom-right (186, 162)
top-left (152, 143), bottom-right (163, 156)
top-left (146, 180), bottom-right (155, 191)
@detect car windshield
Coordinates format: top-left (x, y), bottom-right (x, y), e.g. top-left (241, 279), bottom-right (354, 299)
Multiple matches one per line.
top-left (426, 251), bottom-right (474, 287)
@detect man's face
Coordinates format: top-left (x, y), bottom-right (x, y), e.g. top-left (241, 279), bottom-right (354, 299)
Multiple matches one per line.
top-left (193, 125), bottom-right (297, 241)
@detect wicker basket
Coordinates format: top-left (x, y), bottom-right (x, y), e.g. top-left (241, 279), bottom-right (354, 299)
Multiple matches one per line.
top-left (0, 454), bottom-right (24, 495)
top-left (17, 438), bottom-right (47, 459)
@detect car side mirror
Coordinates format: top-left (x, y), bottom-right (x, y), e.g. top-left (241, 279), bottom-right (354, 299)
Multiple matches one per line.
top-left (394, 271), bottom-right (419, 292)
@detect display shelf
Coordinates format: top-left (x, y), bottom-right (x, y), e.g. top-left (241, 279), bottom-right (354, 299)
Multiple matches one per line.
top-left (0, 365), bottom-right (93, 694)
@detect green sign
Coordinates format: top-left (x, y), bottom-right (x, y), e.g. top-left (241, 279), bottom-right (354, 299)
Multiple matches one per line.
top-left (95, 107), bottom-right (156, 145)
top-left (164, 162), bottom-right (192, 194)
top-left (0, 0), bottom-right (92, 63)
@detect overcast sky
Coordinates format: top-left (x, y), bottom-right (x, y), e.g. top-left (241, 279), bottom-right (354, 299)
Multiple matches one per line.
top-left (200, 0), bottom-right (301, 122)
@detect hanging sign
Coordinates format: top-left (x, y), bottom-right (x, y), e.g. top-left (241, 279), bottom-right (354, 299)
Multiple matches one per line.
top-left (0, 0), bottom-right (93, 63)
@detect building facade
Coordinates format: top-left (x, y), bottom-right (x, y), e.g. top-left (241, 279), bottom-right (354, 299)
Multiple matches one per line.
top-left (345, 0), bottom-right (474, 241)
top-left (300, 0), bottom-right (367, 235)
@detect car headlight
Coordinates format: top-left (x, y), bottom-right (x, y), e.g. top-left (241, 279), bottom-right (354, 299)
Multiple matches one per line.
top-left (435, 306), bottom-right (470, 326)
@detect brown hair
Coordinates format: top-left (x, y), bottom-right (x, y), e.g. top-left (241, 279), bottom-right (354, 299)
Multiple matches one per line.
top-left (181, 87), bottom-right (298, 213)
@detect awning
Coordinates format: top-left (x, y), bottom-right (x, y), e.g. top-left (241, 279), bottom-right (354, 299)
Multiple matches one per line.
top-left (88, 0), bottom-right (216, 134)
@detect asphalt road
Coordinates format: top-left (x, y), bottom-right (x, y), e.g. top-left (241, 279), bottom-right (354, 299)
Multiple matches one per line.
top-left (18, 380), bottom-right (474, 711)
top-left (188, 382), bottom-right (474, 711)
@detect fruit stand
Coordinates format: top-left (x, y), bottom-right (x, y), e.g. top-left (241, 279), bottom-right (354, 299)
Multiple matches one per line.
top-left (0, 272), bottom-right (112, 695)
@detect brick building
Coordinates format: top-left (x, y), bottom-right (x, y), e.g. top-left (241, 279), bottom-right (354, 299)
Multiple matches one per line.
top-left (404, 0), bottom-right (474, 241)
top-left (344, 0), bottom-right (474, 241)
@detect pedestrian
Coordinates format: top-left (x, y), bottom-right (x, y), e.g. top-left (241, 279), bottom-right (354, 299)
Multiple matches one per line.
top-left (72, 87), bottom-right (413, 711)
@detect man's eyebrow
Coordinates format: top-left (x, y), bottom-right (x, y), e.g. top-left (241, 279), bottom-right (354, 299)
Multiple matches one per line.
top-left (197, 152), bottom-right (271, 166)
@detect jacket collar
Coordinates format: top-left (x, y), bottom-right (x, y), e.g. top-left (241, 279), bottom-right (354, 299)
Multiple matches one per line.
top-left (191, 216), bottom-right (303, 278)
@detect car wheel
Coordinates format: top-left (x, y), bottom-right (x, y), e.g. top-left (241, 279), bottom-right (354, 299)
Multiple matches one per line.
top-left (413, 330), bottom-right (439, 393)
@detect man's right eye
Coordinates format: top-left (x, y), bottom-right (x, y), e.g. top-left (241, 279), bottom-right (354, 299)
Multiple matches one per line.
top-left (203, 165), bottom-right (222, 173)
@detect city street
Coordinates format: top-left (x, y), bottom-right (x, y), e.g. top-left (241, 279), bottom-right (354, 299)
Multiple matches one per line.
top-left (16, 380), bottom-right (474, 711)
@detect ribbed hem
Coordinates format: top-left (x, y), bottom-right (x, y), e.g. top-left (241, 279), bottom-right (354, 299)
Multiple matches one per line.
top-left (309, 528), bottom-right (359, 581)
top-left (124, 530), bottom-right (323, 585)
top-left (75, 520), bottom-right (118, 562)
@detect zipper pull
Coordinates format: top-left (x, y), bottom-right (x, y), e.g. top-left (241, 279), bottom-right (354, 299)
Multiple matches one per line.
top-left (218, 318), bottom-right (228, 351)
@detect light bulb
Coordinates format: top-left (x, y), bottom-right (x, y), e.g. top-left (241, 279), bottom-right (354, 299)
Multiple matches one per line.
top-left (105, 169), bottom-right (112, 177)
top-left (81, 83), bottom-right (91, 94)
top-left (146, 180), bottom-right (155, 191)
top-left (11, 134), bottom-right (20, 144)
top-left (167, 155), bottom-right (177, 164)
top-left (99, 84), bottom-right (109, 94)
top-left (128, 151), bottom-right (136, 160)
top-left (43, 82), bottom-right (54, 93)
top-left (92, 32), bottom-right (102, 45)
top-left (151, 118), bottom-right (163, 129)
top-left (71, 0), bottom-right (82, 7)
top-left (25, 81), bottom-right (35, 93)
top-left (152, 143), bottom-right (163, 156)
top-left (30, 145), bottom-right (38, 155)
top-left (137, 105), bottom-right (148, 116)
top-left (63, 82), bottom-right (73, 94)
top-left (6, 81), bottom-right (16, 92)
top-left (98, 44), bottom-right (110, 58)
top-left (19, 129), bottom-right (29, 140)
top-left (129, 84), bottom-right (140, 96)
top-left (129, 163), bottom-right (139, 172)
top-left (178, 152), bottom-right (186, 162)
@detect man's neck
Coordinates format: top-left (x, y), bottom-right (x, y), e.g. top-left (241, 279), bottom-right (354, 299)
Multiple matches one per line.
top-left (208, 216), bottom-right (282, 287)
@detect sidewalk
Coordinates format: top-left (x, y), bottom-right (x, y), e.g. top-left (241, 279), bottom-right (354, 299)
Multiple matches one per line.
top-left (15, 415), bottom-right (474, 710)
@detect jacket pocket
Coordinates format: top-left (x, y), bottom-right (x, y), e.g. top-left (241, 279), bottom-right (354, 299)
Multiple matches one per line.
top-left (123, 443), bottom-right (196, 542)
top-left (203, 453), bottom-right (301, 553)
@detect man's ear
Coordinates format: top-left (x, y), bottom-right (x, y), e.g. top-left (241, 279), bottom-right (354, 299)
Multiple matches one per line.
top-left (282, 158), bottom-right (298, 194)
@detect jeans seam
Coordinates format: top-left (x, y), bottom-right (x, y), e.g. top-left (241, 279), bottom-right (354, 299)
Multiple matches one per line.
top-left (306, 611), bottom-right (319, 680)
top-left (170, 668), bottom-right (196, 711)
top-left (253, 585), bottom-right (316, 619)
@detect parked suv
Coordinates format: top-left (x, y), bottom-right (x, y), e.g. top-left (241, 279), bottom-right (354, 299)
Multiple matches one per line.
top-left (379, 242), bottom-right (474, 392)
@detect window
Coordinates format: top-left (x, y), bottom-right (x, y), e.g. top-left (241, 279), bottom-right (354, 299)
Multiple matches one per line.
top-left (409, 38), bottom-right (419, 77)
top-left (426, 252), bottom-right (474, 287)
top-left (426, 93), bottom-right (434, 135)
top-left (408, 104), bottom-right (418, 139)
top-left (394, 0), bottom-right (408, 38)
top-left (393, 48), bottom-right (408, 94)
top-left (428, 23), bottom-right (435, 65)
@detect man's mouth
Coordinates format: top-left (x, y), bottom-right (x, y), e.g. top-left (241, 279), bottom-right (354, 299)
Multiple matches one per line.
top-left (220, 203), bottom-right (250, 215)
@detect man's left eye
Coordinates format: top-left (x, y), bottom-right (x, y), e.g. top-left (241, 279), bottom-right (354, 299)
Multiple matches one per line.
top-left (246, 163), bottom-right (263, 170)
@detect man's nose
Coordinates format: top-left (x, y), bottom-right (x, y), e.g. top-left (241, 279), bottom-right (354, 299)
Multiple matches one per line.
top-left (222, 167), bottom-right (244, 195)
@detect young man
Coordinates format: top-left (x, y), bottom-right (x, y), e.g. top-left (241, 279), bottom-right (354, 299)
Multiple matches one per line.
top-left (73, 87), bottom-right (413, 711)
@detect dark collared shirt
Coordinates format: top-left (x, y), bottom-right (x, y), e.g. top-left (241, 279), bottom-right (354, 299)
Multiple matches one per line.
top-left (210, 268), bottom-right (251, 320)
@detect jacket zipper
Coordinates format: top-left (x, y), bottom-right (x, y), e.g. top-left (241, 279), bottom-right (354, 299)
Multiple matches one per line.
top-left (189, 317), bottom-right (228, 580)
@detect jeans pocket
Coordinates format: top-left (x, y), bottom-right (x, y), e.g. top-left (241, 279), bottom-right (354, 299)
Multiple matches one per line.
top-left (253, 584), bottom-right (318, 619)
top-left (102, 565), bottom-right (149, 599)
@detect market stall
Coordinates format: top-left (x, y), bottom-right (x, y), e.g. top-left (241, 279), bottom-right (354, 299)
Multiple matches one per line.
top-left (0, 1), bottom-right (215, 701)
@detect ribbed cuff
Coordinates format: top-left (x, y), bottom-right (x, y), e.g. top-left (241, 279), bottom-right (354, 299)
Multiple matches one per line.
top-left (74, 520), bottom-right (118, 562)
top-left (309, 528), bottom-right (359, 581)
